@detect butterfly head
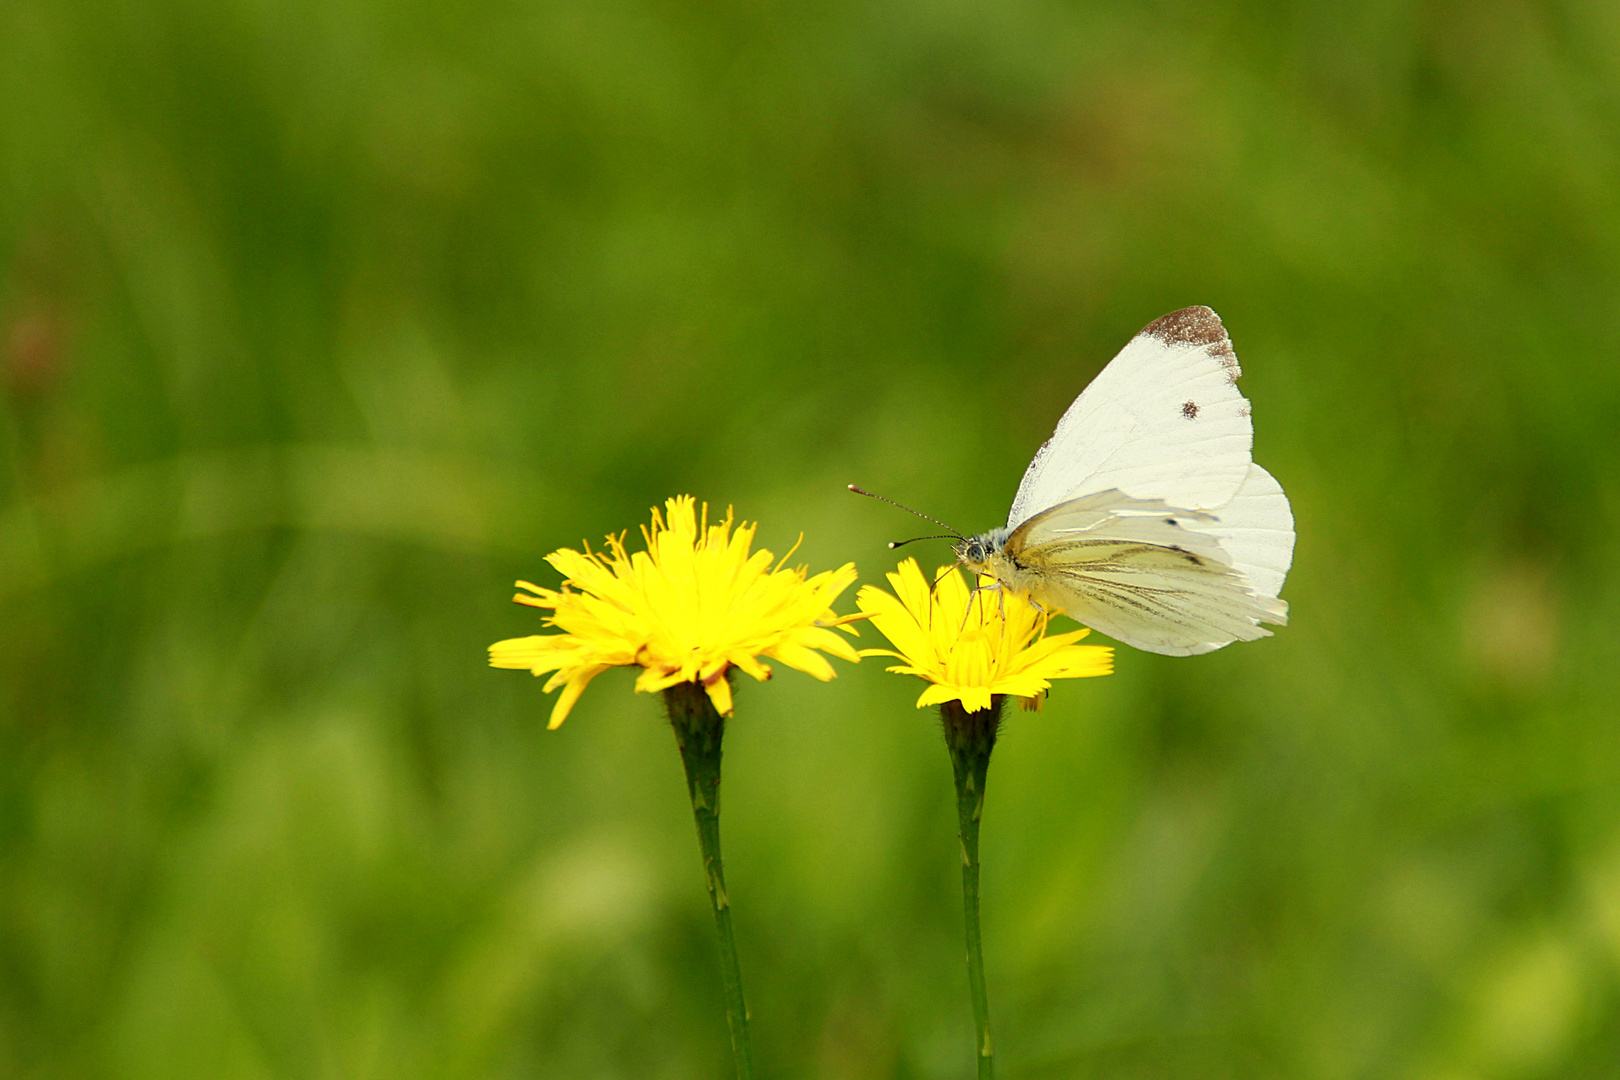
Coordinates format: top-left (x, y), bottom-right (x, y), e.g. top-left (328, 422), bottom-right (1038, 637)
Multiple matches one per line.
top-left (953, 528), bottom-right (1008, 574)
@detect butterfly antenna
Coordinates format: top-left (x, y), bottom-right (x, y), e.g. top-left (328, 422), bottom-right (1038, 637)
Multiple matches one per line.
top-left (847, 485), bottom-right (964, 540)
top-left (888, 534), bottom-right (958, 550)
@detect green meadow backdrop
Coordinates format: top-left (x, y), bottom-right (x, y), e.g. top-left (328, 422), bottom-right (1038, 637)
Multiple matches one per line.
top-left (4, 1), bottom-right (1619, 1077)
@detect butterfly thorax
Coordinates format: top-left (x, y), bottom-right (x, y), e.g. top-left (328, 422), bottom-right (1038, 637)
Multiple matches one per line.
top-left (954, 528), bottom-right (1051, 602)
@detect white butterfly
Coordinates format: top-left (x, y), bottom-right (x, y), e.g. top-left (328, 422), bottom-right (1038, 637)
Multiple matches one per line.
top-left (951, 306), bottom-right (1294, 656)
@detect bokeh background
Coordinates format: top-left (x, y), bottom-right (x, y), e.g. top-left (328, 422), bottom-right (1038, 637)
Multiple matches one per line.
top-left (4, 1), bottom-right (1619, 1077)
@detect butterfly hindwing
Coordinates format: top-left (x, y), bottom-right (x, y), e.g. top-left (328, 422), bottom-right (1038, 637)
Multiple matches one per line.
top-left (1005, 489), bottom-right (1288, 655)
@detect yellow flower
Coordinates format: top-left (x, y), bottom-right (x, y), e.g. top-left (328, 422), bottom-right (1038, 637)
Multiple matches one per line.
top-left (857, 558), bottom-right (1112, 713)
top-left (490, 496), bottom-right (863, 728)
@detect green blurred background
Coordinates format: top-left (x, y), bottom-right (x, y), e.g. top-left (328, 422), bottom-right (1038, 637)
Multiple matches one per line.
top-left (4, 1), bottom-right (1619, 1077)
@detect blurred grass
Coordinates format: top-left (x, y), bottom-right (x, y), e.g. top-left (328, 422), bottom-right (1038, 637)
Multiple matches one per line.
top-left (4, 0), bottom-right (1620, 1077)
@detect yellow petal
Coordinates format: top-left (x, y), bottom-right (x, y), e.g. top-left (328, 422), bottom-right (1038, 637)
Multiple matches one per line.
top-left (489, 635), bottom-right (569, 673)
top-left (704, 673), bottom-right (734, 716)
top-left (548, 664), bottom-right (611, 728)
top-left (728, 652), bottom-right (773, 683)
top-left (769, 643), bottom-right (837, 682)
top-left (916, 683), bottom-right (963, 709)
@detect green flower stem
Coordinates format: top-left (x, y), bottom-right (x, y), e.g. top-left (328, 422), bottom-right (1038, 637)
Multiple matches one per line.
top-left (942, 696), bottom-right (1004, 1080)
top-left (666, 681), bottom-right (755, 1080)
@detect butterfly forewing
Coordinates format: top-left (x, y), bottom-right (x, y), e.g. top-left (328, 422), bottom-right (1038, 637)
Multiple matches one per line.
top-left (1007, 307), bottom-right (1254, 530)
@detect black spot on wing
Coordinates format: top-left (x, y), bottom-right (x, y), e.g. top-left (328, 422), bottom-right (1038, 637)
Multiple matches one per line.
top-left (1181, 400), bottom-right (1199, 419)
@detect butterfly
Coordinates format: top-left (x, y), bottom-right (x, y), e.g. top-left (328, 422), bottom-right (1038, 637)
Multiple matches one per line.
top-left (858, 306), bottom-right (1294, 655)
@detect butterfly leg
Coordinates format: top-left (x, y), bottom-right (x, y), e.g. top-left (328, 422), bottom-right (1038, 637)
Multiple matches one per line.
top-left (958, 580), bottom-right (988, 633)
top-left (958, 581), bottom-right (1007, 633)
top-left (958, 583), bottom-right (978, 633)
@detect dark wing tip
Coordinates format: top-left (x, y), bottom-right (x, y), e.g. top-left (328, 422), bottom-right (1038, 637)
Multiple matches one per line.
top-left (1142, 306), bottom-right (1227, 348)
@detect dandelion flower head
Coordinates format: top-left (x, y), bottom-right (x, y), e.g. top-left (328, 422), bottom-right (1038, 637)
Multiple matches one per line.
top-left (490, 496), bottom-right (862, 728)
top-left (857, 558), bottom-right (1112, 712)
